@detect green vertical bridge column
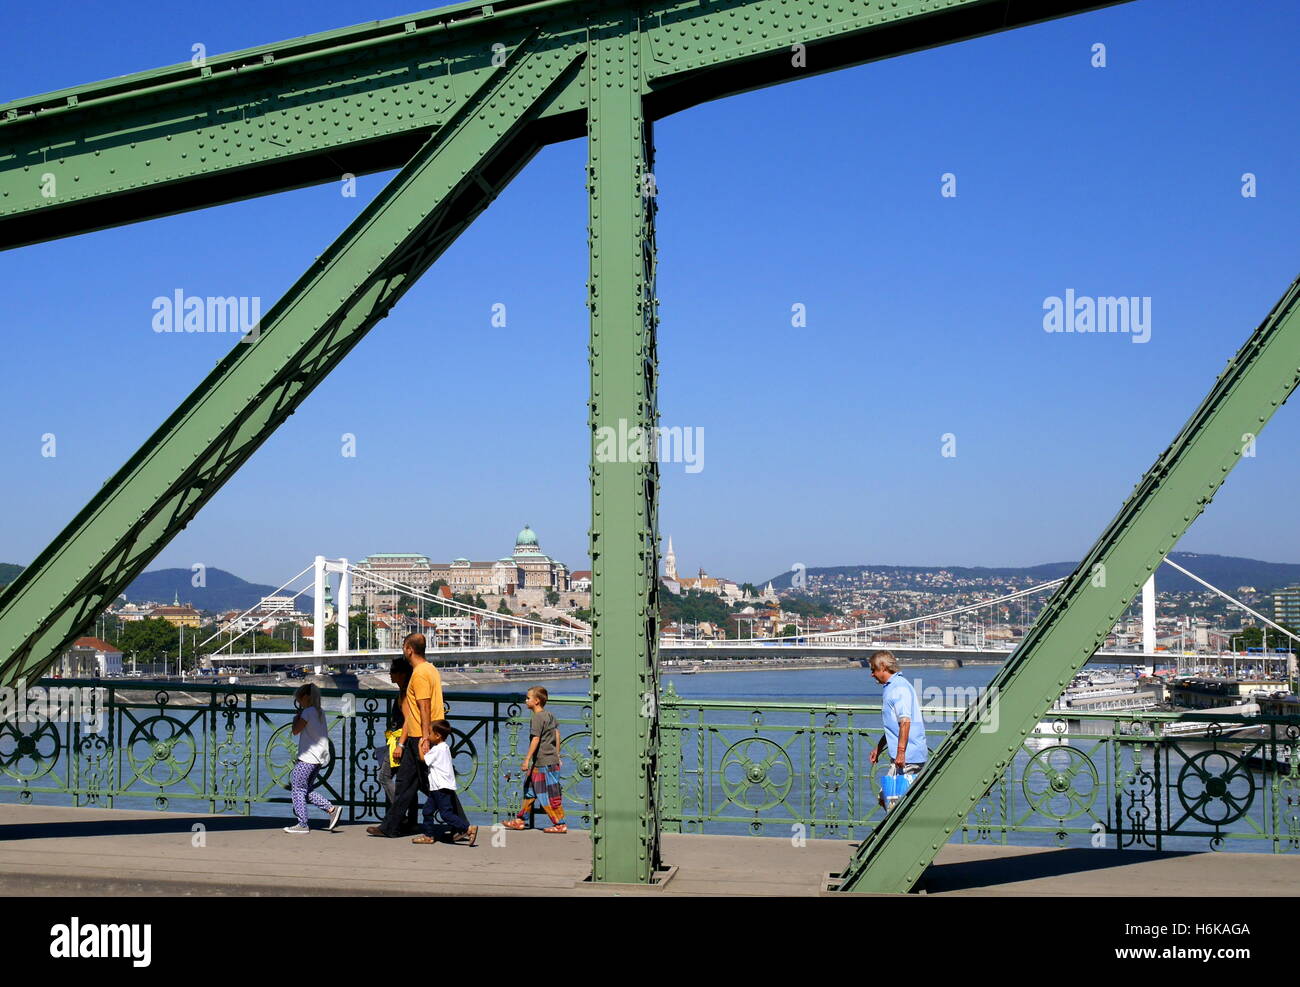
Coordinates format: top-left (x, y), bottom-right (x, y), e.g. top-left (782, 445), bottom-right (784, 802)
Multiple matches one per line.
top-left (586, 12), bottom-right (663, 884)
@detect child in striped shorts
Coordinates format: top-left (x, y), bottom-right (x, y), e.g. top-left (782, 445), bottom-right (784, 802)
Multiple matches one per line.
top-left (502, 686), bottom-right (566, 833)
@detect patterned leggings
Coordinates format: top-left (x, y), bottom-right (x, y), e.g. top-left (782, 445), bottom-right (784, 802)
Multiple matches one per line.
top-left (291, 760), bottom-right (334, 827)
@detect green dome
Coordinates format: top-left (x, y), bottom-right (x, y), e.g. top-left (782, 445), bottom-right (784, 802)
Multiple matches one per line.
top-left (515, 525), bottom-right (538, 547)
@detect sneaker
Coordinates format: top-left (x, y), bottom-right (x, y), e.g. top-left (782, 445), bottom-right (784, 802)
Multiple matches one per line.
top-left (283, 824), bottom-right (310, 834)
top-left (326, 805), bottom-right (343, 832)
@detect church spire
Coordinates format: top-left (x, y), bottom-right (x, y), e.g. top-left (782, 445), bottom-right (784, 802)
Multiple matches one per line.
top-left (664, 535), bottom-right (678, 580)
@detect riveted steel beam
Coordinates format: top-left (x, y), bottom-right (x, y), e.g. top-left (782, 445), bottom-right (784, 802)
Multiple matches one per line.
top-left (0, 39), bottom-right (585, 684)
top-left (1, 0), bottom-right (1131, 248)
top-left (587, 8), bottom-right (663, 885)
top-left (836, 275), bottom-right (1300, 893)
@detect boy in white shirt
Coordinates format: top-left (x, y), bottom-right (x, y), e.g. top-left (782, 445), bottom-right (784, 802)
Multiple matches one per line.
top-left (412, 719), bottom-right (477, 846)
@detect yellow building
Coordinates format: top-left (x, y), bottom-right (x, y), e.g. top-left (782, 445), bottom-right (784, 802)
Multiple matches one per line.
top-left (149, 592), bottom-right (201, 628)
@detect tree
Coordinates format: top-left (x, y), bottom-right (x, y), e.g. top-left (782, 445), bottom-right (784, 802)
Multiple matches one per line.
top-left (116, 617), bottom-right (183, 662)
top-left (1233, 624), bottom-right (1298, 651)
top-left (780, 595), bottom-right (840, 618)
top-left (660, 589), bottom-right (738, 636)
top-left (249, 633), bottom-right (293, 654)
top-left (782, 624), bottom-right (798, 638)
top-left (545, 589), bottom-right (560, 606)
top-left (497, 599), bottom-right (513, 615)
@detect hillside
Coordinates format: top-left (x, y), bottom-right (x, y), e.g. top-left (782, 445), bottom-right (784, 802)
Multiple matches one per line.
top-left (762, 552), bottom-right (1300, 595)
top-left (0, 563), bottom-right (279, 612)
top-left (122, 568), bottom-right (280, 612)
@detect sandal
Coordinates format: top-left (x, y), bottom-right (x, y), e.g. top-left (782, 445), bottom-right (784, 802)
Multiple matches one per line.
top-left (501, 818), bottom-right (526, 830)
top-left (543, 824), bottom-right (567, 834)
top-left (410, 834), bottom-right (438, 844)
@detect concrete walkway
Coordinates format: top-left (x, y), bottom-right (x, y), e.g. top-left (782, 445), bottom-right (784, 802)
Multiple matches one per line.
top-left (0, 804), bottom-right (1297, 896)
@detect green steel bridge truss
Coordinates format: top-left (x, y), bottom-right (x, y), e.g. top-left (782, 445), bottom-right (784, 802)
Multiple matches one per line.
top-left (1, 0), bottom-right (1296, 891)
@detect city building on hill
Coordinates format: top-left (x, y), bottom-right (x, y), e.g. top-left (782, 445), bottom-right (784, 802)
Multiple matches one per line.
top-left (1274, 585), bottom-right (1300, 628)
top-left (58, 637), bottom-right (123, 677)
top-left (352, 527), bottom-right (572, 611)
top-left (660, 534), bottom-right (769, 603)
top-left (217, 593), bottom-right (310, 635)
top-left (353, 553), bottom-right (437, 600)
top-left (149, 592), bottom-right (201, 628)
top-left (429, 616), bottom-right (477, 648)
top-left (109, 600), bottom-right (152, 622)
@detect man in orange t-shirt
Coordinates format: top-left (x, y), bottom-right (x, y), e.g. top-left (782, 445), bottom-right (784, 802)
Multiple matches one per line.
top-left (369, 633), bottom-right (444, 837)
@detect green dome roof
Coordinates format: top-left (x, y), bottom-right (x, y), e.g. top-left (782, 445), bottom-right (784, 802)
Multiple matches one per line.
top-left (515, 525), bottom-right (538, 547)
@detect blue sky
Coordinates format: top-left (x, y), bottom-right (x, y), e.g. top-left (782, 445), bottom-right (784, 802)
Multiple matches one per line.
top-left (2, 0), bottom-right (1298, 588)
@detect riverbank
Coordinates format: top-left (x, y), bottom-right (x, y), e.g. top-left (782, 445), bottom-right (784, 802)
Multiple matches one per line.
top-left (96, 654), bottom-right (1001, 697)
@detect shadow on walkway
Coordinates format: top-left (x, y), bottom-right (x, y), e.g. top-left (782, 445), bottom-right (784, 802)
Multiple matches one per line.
top-left (0, 813), bottom-right (303, 841)
top-left (922, 847), bottom-right (1197, 893)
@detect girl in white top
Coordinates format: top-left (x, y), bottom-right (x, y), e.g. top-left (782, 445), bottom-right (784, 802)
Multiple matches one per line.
top-left (285, 684), bottom-right (343, 834)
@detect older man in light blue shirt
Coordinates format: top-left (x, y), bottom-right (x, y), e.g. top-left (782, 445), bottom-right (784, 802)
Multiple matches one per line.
top-left (869, 650), bottom-right (928, 780)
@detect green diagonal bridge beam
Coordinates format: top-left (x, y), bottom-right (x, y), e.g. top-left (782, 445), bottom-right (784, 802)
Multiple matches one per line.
top-left (0, 35), bottom-right (585, 682)
top-left (838, 275), bottom-right (1300, 892)
top-left (0, 0), bottom-right (1130, 248)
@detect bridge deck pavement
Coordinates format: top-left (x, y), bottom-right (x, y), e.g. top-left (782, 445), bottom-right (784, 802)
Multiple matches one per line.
top-left (0, 804), bottom-right (1296, 896)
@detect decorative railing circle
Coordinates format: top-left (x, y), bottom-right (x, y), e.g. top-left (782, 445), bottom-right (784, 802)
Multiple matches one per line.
top-left (1021, 746), bottom-right (1099, 821)
top-left (1176, 750), bottom-right (1255, 826)
top-left (127, 714), bottom-right (197, 787)
top-left (720, 737), bottom-right (793, 812)
top-left (0, 720), bottom-right (62, 782)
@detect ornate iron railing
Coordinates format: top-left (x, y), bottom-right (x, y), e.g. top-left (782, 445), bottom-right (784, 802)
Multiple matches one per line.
top-left (0, 679), bottom-right (596, 826)
top-left (2, 679), bottom-right (1297, 852)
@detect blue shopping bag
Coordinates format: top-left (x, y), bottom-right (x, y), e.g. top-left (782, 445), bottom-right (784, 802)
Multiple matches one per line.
top-left (880, 767), bottom-right (913, 812)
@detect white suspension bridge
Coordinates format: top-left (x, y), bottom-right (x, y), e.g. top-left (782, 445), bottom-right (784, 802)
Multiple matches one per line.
top-left (201, 556), bottom-right (1300, 675)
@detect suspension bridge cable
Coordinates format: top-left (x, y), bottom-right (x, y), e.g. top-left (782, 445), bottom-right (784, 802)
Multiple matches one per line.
top-left (196, 563), bottom-right (314, 652)
top-left (1161, 557), bottom-right (1300, 649)
top-left (344, 564), bottom-right (590, 641)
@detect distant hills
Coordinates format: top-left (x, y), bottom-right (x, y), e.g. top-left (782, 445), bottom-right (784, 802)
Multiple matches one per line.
top-left (3, 551), bottom-right (1299, 615)
top-left (0, 564), bottom-right (279, 613)
top-left (763, 552), bottom-right (1300, 596)
top-left (123, 568), bottom-right (281, 612)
